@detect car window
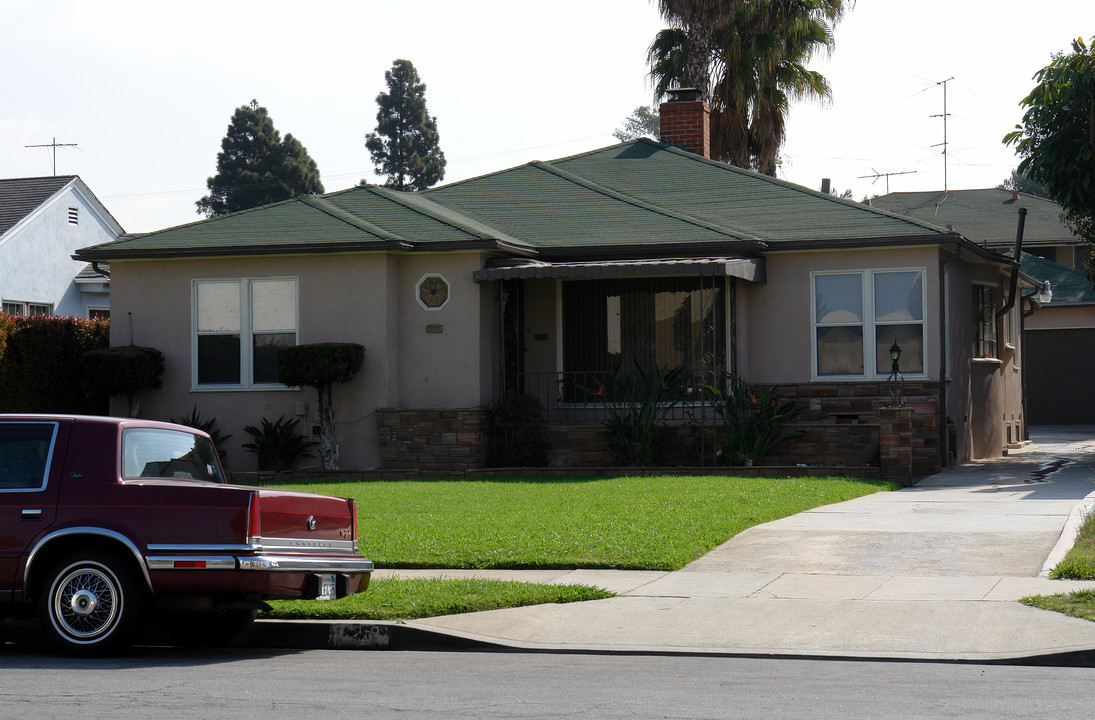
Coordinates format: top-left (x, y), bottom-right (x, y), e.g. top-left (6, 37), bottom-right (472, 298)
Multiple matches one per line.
top-left (0, 422), bottom-right (58, 491)
top-left (122, 428), bottom-right (225, 483)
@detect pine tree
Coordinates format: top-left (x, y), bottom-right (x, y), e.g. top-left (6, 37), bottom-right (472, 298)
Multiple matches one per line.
top-left (197, 100), bottom-right (324, 217)
top-left (365, 59), bottom-right (446, 191)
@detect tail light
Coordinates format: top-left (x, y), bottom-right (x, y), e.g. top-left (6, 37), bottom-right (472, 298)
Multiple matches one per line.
top-left (348, 498), bottom-right (358, 541)
top-left (247, 492), bottom-right (262, 541)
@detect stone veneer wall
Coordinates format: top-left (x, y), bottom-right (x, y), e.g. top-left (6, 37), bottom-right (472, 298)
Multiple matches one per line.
top-left (376, 381), bottom-right (936, 476)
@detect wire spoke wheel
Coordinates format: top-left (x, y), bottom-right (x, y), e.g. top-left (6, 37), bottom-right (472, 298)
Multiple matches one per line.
top-left (53, 566), bottom-right (120, 640)
top-left (39, 551), bottom-right (144, 655)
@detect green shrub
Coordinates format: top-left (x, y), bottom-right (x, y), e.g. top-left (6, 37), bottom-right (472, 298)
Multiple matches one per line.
top-left (703, 380), bottom-right (803, 466)
top-left (487, 393), bottom-right (547, 466)
top-left (82, 345), bottom-right (165, 417)
top-left (275, 343), bottom-right (364, 471)
top-left (586, 363), bottom-right (684, 466)
top-left (170, 406), bottom-right (232, 460)
top-left (242, 416), bottom-right (315, 472)
top-left (0, 314), bottom-right (110, 414)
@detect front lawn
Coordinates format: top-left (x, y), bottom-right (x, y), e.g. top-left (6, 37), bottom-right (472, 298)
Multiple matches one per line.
top-left (264, 576), bottom-right (614, 621)
top-left (262, 474), bottom-right (897, 570)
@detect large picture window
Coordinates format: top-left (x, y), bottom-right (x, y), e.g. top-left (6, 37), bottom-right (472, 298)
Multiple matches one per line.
top-left (813, 270), bottom-right (925, 378)
top-left (193, 278), bottom-right (297, 388)
top-left (562, 276), bottom-right (725, 385)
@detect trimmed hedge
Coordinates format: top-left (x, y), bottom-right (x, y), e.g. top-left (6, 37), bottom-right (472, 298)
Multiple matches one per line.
top-left (82, 345), bottom-right (165, 398)
top-left (276, 343), bottom-right (364, 388)
top-left (0, 314), bottom-right (110, 413)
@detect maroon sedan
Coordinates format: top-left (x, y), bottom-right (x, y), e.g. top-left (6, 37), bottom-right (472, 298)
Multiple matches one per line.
top-left (0, 414), bottom-right (373, 654)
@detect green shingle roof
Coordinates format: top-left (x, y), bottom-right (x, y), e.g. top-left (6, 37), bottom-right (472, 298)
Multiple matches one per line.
top-left (870, 189), bottom-right (1076, 246)
top-left (78, 139), bottom-right (966, 262)
top-left (1018, 252), bottom-right (1095, 304)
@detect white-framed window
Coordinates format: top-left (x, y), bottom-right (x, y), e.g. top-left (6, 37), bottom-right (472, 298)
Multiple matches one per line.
top-left (1, 301), bottom-right (51, 317)
top-left (812, 269), bottom-right (925, 378)
top-left (972, 284), bottom-right (997, 359)
top-left (192, 278), bottom-right (298, 389)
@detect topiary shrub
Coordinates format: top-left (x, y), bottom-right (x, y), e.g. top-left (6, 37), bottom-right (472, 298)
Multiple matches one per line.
top-left (276, 343), bottom-right (364, 470)
top-left (82, 345), bottom-right (165, 418)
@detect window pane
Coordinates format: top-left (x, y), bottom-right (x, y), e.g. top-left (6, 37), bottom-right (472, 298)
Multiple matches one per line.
top-left (252, 280), bottom-right (296, 332)
top-left (197, 334), bottom-right (240, 384)
top-left (817, 326), bottom-right (864, 375)
top-left (875, 272), bottom-right (923, 322)
top-left (876, 324), bottom-right (924, 374)
top-left (815, 274), bottom-right (862, 323)
top-left (122, 428), bottom-right (223, 483)
top-left (0, 422), bottom-right (56, 490)
top-left (197, 282), bottom-right (240, 332)
top-left (563, 277), bottom-right (724, 384)
top-left (253, 333), bottom-right (295, 384)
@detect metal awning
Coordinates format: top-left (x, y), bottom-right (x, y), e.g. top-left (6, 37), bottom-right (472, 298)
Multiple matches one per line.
top-left (473, 257), bottom-right (765, 283)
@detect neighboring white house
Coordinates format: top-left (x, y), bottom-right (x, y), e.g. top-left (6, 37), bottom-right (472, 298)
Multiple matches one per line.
top-left (0, 176), bottom-right (123, 318)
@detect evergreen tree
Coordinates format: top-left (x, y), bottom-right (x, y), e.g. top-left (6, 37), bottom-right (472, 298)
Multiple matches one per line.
top-left (613, 105), bottom-right (661, 142)
top-left (365, 59), bottom-right (446, 191)
top-left (197, 100), bottom-right (324, 217)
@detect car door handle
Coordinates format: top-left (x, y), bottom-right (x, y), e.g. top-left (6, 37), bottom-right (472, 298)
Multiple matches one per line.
top-left (21, 509), bottom-right (42, 519)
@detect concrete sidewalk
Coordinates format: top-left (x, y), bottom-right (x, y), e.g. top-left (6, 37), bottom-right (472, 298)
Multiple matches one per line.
top-left (263, 427), bottom-right (1095, 661)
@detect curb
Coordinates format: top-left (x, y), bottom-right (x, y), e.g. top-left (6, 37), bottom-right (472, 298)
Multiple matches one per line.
top-left (248, 619), bottom-right (503, 652)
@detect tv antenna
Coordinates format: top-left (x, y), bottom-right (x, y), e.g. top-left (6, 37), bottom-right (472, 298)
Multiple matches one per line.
top-left (930, 78), bottom-right (953, 191)
top-left (858, 169), bottom-right (917, 194)
top-left (25, 137), bottom-right (78, 176)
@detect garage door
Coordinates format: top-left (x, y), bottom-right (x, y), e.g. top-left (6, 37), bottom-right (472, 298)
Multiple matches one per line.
top-left (1026, 328), bottom-right (1095, 424)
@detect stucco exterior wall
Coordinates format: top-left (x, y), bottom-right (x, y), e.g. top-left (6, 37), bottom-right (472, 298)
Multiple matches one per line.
top-left (742, 246), bottom-right (941, 384)
top-left (0, 183), bottom-right (120, 317)
top-left (107, 250), bottom-right (490, 472)
top-left (1026, 304), bottom-right (1095, 330)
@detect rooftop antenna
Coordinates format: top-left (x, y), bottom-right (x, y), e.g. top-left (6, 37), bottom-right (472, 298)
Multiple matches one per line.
top-left (930, 78), bottom-right (953, 191)
top-left (24, 137), bottom-right (78, 176)
top-left (857, 169), bottom-right (917, 194)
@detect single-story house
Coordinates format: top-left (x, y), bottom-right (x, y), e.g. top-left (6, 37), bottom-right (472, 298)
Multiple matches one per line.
top-left (1, 176), bottom-right (121, 319)
top-left (75, 93), bottom-right (1036, 475)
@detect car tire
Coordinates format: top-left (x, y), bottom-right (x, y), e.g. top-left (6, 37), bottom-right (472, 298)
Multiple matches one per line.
top-left (38, 550), bottom-right (146, 655)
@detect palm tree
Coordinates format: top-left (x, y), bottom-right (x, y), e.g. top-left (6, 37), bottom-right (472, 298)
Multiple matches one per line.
top-left (650, 0), bottom-right (849, 175)
top-left (655, 1), bottom-right (741, 93)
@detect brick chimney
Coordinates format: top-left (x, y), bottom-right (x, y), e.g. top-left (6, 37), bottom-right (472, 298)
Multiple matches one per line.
top-left (659, 88), bottom-right (710, 158)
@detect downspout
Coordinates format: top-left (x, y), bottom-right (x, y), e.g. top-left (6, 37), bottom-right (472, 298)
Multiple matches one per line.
top-left (92, 261), bottom-right (109, 277)
top-left (995, 208), bottom-right (1027, 321)
top-left (938, 244), bottom-right (960, 468)
top-left (994, 208), bottom-right (1026, 447)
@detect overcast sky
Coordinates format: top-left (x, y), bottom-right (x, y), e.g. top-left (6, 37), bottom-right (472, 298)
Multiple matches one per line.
top-left (3, 1), bottom-right (1091, 233)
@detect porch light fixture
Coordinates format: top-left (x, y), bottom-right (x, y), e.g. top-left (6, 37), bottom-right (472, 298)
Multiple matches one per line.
top-left (887, 339), bottom-right (904, 408)
top-left (1037, 280), bottom-right (1052, 304)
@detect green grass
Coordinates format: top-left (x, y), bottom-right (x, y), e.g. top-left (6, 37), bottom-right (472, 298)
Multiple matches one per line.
top-left (1021, 590), bottom-right (1095, 622)
top-left (1022, 508), bottom-right (1095, 622)
top-left (262, 576), bottom-right (614, 621)
top-left (1049, 508), bottom-right (1095, 580)
top-left (262, 475), bottom-right (898, 570)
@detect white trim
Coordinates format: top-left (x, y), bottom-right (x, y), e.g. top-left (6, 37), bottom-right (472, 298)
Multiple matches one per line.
top-left (810, 267), bottom-right (928, 381)
top-left (190, 276), bottom-right (299, 391)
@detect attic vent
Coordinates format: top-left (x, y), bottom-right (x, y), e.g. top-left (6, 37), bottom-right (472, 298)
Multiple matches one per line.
top-left (68, 207), bottom-right (79, 225)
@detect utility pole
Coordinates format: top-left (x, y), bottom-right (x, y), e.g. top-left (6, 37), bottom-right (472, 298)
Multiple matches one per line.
top-left (930, 78), bottom-right (953, 192)
top-left (25, 137), bottom-right (78, 176)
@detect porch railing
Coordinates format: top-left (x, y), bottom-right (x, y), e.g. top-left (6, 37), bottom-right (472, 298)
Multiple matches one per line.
top-left (501, 370), bottom-right (728, 425)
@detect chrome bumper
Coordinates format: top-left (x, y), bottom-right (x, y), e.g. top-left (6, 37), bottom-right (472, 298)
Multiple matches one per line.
top-left (146, 555), bottom-right (374, 573)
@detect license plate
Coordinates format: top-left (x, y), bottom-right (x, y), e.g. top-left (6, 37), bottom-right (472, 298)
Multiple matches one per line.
top-left (317, 574), bottom-right (337, 601)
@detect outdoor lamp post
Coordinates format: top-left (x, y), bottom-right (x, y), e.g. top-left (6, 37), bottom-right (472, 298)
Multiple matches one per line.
top-left (887, 339), bottom-right (904, 407)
